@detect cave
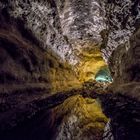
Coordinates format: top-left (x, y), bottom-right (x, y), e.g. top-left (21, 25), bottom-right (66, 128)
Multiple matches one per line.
top-left (0, 0), bottom-right (140, 140)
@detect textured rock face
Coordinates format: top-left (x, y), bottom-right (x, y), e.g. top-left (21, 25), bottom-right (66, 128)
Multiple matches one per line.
top-left (0, 0), bottom-right (83, 91)
top-left (102, 0), bottom-right (140, 61)
top-left (56, 0), bottom-right (108, 81)
top-left (101, 28), bottom-right (140, 140)
top-left (0, 0), bottom-right (139, 63)
top-left (0, 10), bottom-right (82, 131)
top-left (0, 0), bottom-right (107, 81)
top-left (56, 0), bottom-right (106, 46)
top-left (0, 0), bottom-right (76, 64)
top-left (0, 31), bottom-right (80, 93)
top-left (0, 0), bottom-right (139, 81)
top-left (109, 28), bottom-right (140, 87)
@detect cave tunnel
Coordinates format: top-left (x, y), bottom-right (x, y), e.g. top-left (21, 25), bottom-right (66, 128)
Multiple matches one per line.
top-left (0, 1), bottom-right (140, 140)
top-left (95, 66), bottom-right (113, 83)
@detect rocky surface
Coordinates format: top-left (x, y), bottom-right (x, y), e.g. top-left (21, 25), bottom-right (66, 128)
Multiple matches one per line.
top-left (0, 0), bottom-right (140, 140)
top-left (0, 30), bottom-right (80, 91)
top-left (0, 0), bottom-right (138, 63)
top-left (0, 10), bottom-right (82, 135)
top-left (102, 0), bottom-right (140, 61)
top-left (2, 0), bottom-right (138, 63)
top-left (1, 0), bottom-right (139, 81)
top-left (101, 28), bottom-right (140, 140)
top-left (108, 27), bottom-right (140, 95)
top-left (0, 0), bottom-right (107, 82)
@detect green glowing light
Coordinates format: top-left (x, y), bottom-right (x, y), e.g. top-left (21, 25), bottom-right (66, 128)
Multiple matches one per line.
top-left (95, 66), bottom-right (112, 82)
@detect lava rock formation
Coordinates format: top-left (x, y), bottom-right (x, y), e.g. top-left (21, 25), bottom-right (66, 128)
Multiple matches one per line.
top-left (0, 0), bottom-right (140, 140)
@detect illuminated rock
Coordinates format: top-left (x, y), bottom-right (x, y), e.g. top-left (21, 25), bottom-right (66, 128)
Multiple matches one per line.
top-left (101, 0), bottom-right (140, 61)
top-left (0, 0), bottom-right (139, 79)
top-left (76, 44), bottom-right (107, 82)
top-left (102, 28), bottom-right (140, 140)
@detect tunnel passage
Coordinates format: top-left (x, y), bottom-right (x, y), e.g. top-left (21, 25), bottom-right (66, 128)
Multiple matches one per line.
top-left (95, 66), bottom-right (112, 83)
top-left (0, 0), bottom-right (140, 140)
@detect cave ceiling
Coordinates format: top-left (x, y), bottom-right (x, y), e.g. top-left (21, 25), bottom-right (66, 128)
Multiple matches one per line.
top-left (0, 0), bottom-right (139, 81)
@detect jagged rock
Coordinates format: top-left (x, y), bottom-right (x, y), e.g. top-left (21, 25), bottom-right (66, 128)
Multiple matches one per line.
top-left (102, 0), bottom-right (140, 61)
top-left (1, 0), bottom-right (139, 81)
top-left (101, 28), bottom-right (140, 140)
top-left (108, 27), bottom-right (140, 95)
top-left (0, 21), bottom-right (81, 132)
top-left (103, 120), bottom-right (114, 140)
top-left (1, 0), bottom-right (139, 61)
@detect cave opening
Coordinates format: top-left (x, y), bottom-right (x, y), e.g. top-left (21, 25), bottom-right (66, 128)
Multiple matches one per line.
top-left (95, 66), bottom-right (113, 83)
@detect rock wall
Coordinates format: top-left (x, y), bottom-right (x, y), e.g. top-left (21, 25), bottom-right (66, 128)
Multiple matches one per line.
top-left (109, 28), bottom-right (140, 89)
top-left (102, 0), bottom-right (140, 61)
top-left (0, 0), bottom-right (76, 63)
top-left (0, 0), bottom-right (107, 82)
top-left (0, 23), bottom-right (80, 91)
top-left (101, 28), bottom-right (140, 140)
top-left (0, 7), bottom-right (82, 131)
top-left (1, 0), bottom-right (139, 81)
